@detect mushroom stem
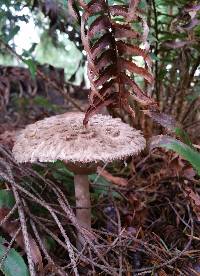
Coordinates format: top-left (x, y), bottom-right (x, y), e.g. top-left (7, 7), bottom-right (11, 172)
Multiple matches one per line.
top-left (74, 174), bottom-right (91, 247)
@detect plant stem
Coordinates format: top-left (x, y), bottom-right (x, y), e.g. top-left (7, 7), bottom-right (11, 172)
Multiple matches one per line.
top-left (74, 174), bottom-right (91, 248)
top-left (151, 0), bottom-right (159, 102)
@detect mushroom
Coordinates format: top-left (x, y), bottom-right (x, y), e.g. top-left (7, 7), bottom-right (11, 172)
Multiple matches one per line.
top-left (12, 112), bottom-right (146, 247)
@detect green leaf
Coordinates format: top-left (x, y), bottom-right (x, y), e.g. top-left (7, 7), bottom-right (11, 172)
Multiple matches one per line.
top-left (4, 26), bottom-right (20, 43)
top-left (186, 89), bottom-right (200, 101)
top-left (43, 236), bottom-right (56, 252)
top-left (150, 53), bottom-right (160, 61)
top-left (150, 135), bottom-right (200, 175)
top-left (0, 190), bottom-right (15, 209)
top-left (89, 174), bottom-right (122, 198)
top-left (33, 96), bottom-right (61, 112)
top-left (51, 161), bottom-right (74, 177)
top-left (175, 127), bottom-right (194, 148)
top-left (22, 43), bottom-right (37, 58)
top-left (0, 236), bottom-right (29, 276)
top-left (50, 161), bottom-right (74, 193)
top-left (23, 59), bottom-right (37, 78)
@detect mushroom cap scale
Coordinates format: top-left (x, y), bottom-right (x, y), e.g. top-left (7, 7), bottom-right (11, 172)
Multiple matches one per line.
top-left (12, 112), bottom-right (146, 164)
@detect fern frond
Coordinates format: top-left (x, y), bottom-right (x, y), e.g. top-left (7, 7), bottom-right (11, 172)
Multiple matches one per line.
top-left (69, 0), bottom-right (157, 124)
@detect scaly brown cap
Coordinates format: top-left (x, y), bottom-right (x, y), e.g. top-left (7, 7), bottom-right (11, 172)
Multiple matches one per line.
top-left (12, 112), bottom-right (146, 164)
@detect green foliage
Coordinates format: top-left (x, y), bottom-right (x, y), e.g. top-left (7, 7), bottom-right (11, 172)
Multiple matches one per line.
top-left (0, 236), bottom-right (29, 276)
top-left (33, 96), bottom-right (62, 112)
top-left (43, 236), bottom-right (56, 252)
top-left (175, 127), bottom-right (194, 148)
top-left (4, 26), bottom-right (20, 43)
top-left (23, 59), bottom-right (37, 78)
top-left (0, 1), bottom-right (29, 41)
top-left (51, 160), bottom-right (74, 178)
top-left (89, 174), bottom-right (122, 199)
top-left (0, 190), bottom-right (15, 209)
top-left (151, 136), bottom-right (200, 176)
top-left (48, 161), bottom-right (121, 198)
top-left (50, 161), bottom-right (74, 193)
top-left (186, 84), bottom-right (200, 101)
top-left (163, 140), bottom-right (200, 175)
top-left (35, 32), bottom-right (82, 80)
top-left (0, 1), bottom-right (83, 82)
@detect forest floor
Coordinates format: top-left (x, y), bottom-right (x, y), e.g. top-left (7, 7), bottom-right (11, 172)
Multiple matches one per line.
top-left (0, 69), bottom-right (200, 276)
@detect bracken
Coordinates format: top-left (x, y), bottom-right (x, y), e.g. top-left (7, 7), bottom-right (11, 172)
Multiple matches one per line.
top-left (68, 0), bottom-right (157, 124)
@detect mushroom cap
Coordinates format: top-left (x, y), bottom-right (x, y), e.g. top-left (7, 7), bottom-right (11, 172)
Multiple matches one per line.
top-left (12, 112), bottom-right (146, 164)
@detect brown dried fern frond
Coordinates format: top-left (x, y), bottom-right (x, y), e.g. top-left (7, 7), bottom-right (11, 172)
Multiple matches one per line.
top-left (69, 0), bottom-right (157, 124)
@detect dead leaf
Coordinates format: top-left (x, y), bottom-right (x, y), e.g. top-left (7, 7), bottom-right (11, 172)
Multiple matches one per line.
top-left (185, 187), bottom-right (200, 221)
top-left (183, 167), bottom-right (196, 180)
top-left (97, 166), bottom-right (128, 186)
top-left (0, 130), bottom-right (17, 148)
top-left (143, 110), bottom-right (177, 130)
top-left (77, 0), bottom-right (155, 124)
top-left (169, 155), bottom-right (185, 177)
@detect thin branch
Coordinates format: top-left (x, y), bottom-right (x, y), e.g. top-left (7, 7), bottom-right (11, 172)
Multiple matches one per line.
top-left (10, 185), bottom-right (36, 276)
